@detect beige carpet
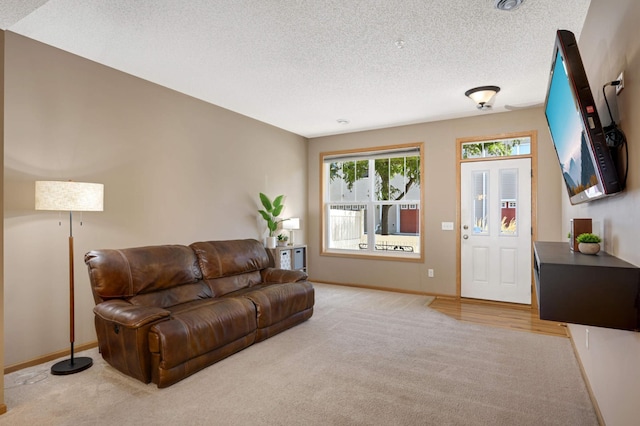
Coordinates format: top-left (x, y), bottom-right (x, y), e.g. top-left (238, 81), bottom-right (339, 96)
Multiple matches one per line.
top-left (2, 284), bottom-right (597, 425)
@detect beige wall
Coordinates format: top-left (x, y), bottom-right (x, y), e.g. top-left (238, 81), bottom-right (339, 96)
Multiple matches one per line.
top-left (563, 1), bottom-right (640, 425)
top-left (308, 108), bottom-right (562, 295)
top-left (1, 29), bottom-right (6, 414)
top-left (3, 33), bottom-right (308, 367)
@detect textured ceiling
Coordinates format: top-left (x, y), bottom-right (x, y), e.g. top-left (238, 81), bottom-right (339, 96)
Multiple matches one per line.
top-left (2, 0), bottom-right (591, 137)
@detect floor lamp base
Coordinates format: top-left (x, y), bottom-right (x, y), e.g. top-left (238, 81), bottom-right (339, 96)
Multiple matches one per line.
top-left (51, 356), bottom-right (93, 375)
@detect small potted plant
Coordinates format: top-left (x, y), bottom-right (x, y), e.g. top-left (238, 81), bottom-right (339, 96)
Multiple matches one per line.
top-left (576, 233), bottom-right (601, 255)
top-left (277, 233), bottom-right (289, 247)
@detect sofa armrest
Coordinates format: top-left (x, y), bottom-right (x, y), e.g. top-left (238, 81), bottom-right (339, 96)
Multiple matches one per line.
top-left (93, 300), bottom-right (170, 384)
top-left (261, 267), bottom-right (308, 283)
top-left (94, 300), bottom-right (170, 328)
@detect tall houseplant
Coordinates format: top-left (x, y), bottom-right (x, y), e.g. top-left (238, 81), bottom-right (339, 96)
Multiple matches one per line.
top-left (258, 193), bottom-right (285, 248)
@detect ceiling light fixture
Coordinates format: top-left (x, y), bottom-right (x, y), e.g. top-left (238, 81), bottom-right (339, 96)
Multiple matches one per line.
top-left (495, 0), bottom-right (524, 11)
top-left (465, 86), bottom-right (501, 110)
top-left (337, 119), bottom-right (350, 125)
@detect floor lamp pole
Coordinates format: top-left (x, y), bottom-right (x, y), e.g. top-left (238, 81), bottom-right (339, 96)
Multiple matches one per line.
top-left (50, 211), bottom-right (93, 375)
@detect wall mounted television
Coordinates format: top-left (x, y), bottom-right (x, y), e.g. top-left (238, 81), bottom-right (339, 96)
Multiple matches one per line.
top-left (544, 29), bottom-right (622, 205)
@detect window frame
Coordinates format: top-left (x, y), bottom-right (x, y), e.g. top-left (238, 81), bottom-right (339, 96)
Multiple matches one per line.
top-left (320, 142), bottom-right (425, 262)
top-left (460, 136), bottom-right (532, 160)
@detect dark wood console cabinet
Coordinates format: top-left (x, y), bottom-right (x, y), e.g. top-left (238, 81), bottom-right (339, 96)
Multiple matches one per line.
top-left (533, 241), bottom-right (640, 331)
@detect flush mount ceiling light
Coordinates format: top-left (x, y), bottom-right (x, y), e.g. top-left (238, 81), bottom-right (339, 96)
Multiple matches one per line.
top-left (336, 118), bottom-right (350, 125)
top-left (465, 86), bottom-right (501, 110)
top-left (495, 0), bottom-right (524, 11)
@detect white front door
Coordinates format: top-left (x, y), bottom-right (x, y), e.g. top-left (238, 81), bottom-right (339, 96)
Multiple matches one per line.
top-left (460, 158), bottom-right (532, 304)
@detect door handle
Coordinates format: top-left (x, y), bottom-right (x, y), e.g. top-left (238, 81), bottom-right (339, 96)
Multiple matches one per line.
top-left (463, 225), bottom-right (469, 230)
top-left (463, 235), bottom-right (469, 240)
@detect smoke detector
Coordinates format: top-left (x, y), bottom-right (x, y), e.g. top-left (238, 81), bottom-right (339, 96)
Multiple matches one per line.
top-left (495, 0), bottom-right (524, 11)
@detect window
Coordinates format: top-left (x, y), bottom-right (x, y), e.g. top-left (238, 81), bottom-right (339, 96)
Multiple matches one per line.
top-left (322, 144), bottom-right (423, 259)
top-left (461, 137), bottom-right (531, 159)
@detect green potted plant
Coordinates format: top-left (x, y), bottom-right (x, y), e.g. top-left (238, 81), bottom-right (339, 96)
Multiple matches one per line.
top-left (258, 193), bottom-right (285, 248)
top-left (277, 233), bottom-right (289, 247)
top-left (576, 233), bottom-right (601, 255)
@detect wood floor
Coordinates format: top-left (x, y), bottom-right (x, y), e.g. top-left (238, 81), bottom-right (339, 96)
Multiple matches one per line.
top-left (429, 297), bottom-right (569, 338)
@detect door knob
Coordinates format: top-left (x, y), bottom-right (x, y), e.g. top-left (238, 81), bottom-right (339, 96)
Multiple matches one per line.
top-left (463, 225), bottom-right (469, 230)
top-left (463, 235), bottom-right (469, 239)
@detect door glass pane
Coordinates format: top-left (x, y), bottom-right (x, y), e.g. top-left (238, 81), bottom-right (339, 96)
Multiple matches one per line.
top-left (472, 171), bottom-right (489, 235)
top-left (500, 169), bottom-right (517, 236)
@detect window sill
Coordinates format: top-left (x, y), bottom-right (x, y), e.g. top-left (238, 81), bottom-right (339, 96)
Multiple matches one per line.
top-left (321, 248), bottom-right (423, 263)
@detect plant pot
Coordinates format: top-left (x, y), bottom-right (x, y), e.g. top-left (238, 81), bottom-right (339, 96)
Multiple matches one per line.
top-left (266, 236), bottom-right (277, 249)
top-left (578, 242), bottom-right (600, 255)
top-left (277, 241), bottom-right (287, 247)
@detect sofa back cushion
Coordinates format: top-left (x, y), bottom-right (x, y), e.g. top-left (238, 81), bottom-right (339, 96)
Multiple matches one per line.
top-left (85, 245), bottom-right (203, 302)
top-left (129, 282), bottom-right (212, 308)
top-left (190, 239), bottom-right (270, 296)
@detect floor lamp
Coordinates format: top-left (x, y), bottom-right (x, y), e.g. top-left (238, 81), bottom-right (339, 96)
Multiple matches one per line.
top-left (35, 180), bottom-right (104, 375)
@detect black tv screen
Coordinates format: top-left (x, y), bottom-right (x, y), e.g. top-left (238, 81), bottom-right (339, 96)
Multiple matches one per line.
top-left (544, 30), bottom-right (621, 204)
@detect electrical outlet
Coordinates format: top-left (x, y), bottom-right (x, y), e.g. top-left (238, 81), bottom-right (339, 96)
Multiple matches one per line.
top-left (428, 269), bottom-right (434, 278)
top-left (585, 328), bottom-right (589, 349)
top-left (616, 71), bottom-right (624, 95)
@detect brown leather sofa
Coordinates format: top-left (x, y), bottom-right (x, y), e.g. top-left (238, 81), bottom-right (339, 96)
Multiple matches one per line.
top-left (84, 239), bottom-right (314, 388)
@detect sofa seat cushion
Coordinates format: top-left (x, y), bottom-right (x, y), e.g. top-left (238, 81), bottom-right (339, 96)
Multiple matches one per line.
top-left (229, 281), bottom-right (314, 329)
top-left (149, 297), bottom-right (256, 370)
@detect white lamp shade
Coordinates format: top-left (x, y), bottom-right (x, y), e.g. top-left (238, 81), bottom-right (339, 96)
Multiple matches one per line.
top-left (35, 181), bottom-right (104, 212)
top-left (283, 217), bottom-right (300, 230)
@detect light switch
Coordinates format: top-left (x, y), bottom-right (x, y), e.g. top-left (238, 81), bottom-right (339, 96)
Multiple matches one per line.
top-left (441, 222), bottom-right (454, 231)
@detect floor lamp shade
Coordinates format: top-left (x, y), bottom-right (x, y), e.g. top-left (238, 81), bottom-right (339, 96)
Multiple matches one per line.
top-left (35, 180), bottom-right (104, 375)
top-left (35, 181), bottom-right (104, 212)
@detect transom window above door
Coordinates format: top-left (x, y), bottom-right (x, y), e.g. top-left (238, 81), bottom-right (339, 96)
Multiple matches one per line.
top-left (461, 137), bottom-right (531, 160)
